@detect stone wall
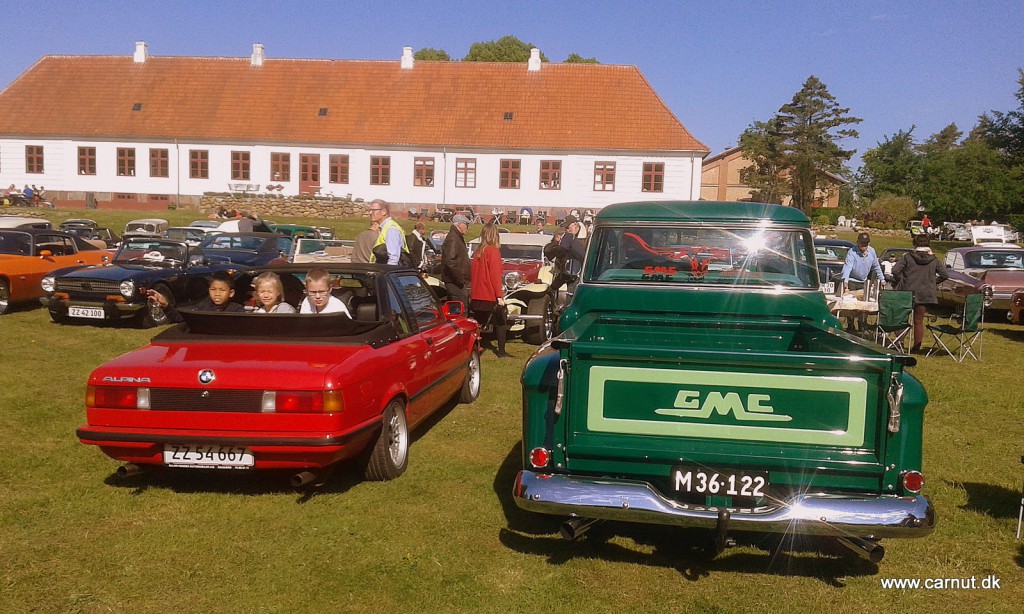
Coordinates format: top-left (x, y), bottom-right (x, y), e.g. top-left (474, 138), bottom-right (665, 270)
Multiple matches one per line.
top-left (197, 194), bottom-right (370, 219)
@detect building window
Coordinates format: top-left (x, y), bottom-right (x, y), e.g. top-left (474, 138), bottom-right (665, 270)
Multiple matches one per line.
top-left (25, 145), bottom-right (44, 174)
top-left (414, 157), bottom-right (435, 187)
top-left (270, 152), bottom-right (290, 182)
top-left (370, 156), bottom-right (390, 186)
top-left (642, 162), bottom-right (665, 192)
top-left (78, 147), bottom-right (96, 175)
top-left (150, 148), bottom-right (169, 178)
top-left (500, 159), bottom-right (521, 189)
top-left (190, 150), bottom-right (209, 179)
top-left (455, 158), bottom-right (476, 188)
top-left (594, 161), bottom-right (616, 191)
top-left (329, 154), bottom-right (349, 184)
top-left (540, 160), bottom-right (561, 190)
top-left (231, 151), bottom-right (251, 181)
top-left (117, 148), bottom-right (136, 177)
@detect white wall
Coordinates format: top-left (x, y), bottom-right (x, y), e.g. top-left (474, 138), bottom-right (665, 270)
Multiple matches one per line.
top-left (0, 138), bottom-right (704, 208)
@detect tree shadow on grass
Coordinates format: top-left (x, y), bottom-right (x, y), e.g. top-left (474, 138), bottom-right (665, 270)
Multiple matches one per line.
top-left (953, 480), bottom-right (1022, 519)
top-left (987, 326), bottom-right (1024, 343)
top-left (491, 443), bottom-right (878, 585)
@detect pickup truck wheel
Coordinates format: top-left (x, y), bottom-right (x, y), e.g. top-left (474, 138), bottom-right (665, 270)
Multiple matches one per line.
top-left (459, 350), bottom-right (481, 403)
top-left (524, 295), bottom-right (554, 344)
top-left (365, 399), bottom-right (409, 481)
top-left (0, 279), bottom-right (9, 315)
top-left (142, 284), bottom-right (172, 328)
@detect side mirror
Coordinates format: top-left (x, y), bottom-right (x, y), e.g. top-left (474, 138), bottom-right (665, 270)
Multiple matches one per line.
top-left (563, 258), bottom-right (582, 281)
top-left (39, 250), bottom-right (53, 258)
top-left (442, 301), bottom-right (464, 318)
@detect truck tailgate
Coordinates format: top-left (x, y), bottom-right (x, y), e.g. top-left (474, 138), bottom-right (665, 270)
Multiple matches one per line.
top-left (561, 316), bottom-right (899, 492)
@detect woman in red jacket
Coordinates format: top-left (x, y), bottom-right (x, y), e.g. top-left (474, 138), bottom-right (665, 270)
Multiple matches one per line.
top-left (470, 223), bottom-right (510, 357)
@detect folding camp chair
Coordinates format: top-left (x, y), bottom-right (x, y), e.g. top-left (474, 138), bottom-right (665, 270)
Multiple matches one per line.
top-left (874, 290), bottom-right (913, 352)
top-left (926, 292), bottom-right (984, 362)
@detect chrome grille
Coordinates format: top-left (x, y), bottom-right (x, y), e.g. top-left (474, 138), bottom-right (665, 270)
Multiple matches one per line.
top-left (56, 278), bottom-right (121, 294)
top-left (149, 389), bottom-right (264, 412)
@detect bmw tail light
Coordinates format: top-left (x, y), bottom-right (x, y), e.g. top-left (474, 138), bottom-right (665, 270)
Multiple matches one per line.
top-left (87, 385), bottom-right (150, 409)
top-left (265, 390), bottom-right (344, 413)
top-left (529, 447), bottom-right (551, 469)
top-left (901, 471), bottom-right (924, 494)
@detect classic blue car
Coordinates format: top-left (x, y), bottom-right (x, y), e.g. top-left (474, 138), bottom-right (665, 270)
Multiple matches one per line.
top-left (41, 237), bottom-right (244, 327)
top-left (199, 232), bottom-right (291, 266)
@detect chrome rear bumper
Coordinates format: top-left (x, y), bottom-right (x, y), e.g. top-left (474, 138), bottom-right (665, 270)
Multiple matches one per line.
top-left (514, 471), bottom-right (935, 538)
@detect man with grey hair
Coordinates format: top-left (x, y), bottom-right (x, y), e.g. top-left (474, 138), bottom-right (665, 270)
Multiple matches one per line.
top-left (441, 214), bottom-right (471, 308)
top-left (367, 199), bottom-right (409, 265)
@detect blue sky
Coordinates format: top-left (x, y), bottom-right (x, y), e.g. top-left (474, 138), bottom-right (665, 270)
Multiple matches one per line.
top-left (3, 0), bottom-right (1022, 172)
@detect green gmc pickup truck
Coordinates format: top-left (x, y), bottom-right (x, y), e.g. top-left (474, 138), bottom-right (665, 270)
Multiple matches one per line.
top-left (514, 201), bottom-right (934, 562)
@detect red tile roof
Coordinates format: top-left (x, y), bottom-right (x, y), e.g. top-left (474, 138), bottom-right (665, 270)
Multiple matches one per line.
top-left (0, 55), bottom-right (708, 152)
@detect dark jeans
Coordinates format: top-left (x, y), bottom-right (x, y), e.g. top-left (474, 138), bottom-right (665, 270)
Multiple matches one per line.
top-left (470, 299), bottom-right (507, 354)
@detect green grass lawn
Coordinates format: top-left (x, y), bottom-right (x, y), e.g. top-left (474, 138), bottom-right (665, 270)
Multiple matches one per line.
top-left (2, 208), bottom-right (1023, 612)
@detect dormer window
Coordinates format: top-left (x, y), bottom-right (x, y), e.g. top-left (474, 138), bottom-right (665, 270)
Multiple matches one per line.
top-left (132, 103), bottom-right (143, 111)
top-left (503, 111), bottom-right (514, 121)
top-left (318, 107), bottom-right (328, 116)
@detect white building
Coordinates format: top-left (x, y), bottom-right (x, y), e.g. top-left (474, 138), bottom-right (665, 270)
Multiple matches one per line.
top-left (0, 43), bottom-right (708, 214)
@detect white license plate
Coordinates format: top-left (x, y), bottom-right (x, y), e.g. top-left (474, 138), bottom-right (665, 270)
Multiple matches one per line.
top-left (819, 282), bottom-right (835, 294)
top-left (163, 444), bottom-right (254, 469)
top-left (672, 466), bottom-right (768, 498)
top-left (68, 306), bottom-right (106, 319)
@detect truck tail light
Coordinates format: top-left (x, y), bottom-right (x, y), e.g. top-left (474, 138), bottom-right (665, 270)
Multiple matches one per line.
top-left (529, 447), bottom-right (551, 469)
top-left (87, 385), bottom-right (150, 409)
top-left (901, 471), bottom-right (924, 494)
top-left (263, 390), bottom-right (344, 413)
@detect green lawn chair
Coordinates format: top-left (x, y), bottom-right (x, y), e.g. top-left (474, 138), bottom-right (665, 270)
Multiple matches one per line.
top-left (926, 292), bottom-right (985, 362)
top-left (874, 290), bottom-right (913, 352)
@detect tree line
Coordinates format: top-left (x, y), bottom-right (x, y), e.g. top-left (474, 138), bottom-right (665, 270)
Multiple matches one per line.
top-left (740, 70), bottom-right (1024, 228)
top-left (415, 35), bottom-right (597, 63)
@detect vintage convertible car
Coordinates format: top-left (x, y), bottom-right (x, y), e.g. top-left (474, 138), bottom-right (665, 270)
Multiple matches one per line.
top-left (0, 228), bottom-right (112, 315)
top-left (468, 233), bottom-right (557, 344)
top-left (76, 263), bottom-right (481, 486)
top-left (938, 245), bottom-right (1023, 311)
top-left (199, 232), bottom-right (291, 266)
top-left (41, 237), bottom-right (244, 326)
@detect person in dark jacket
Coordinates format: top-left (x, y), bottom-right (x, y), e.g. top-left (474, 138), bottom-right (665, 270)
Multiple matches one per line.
top-left (441, 214), bottom-right (471, 308)
top-left (892, 233), bottom-right (949, 353)
top-left (548, 215), bottom-right (585, 301)
top-left (407, 222), bottom-right (427, 271)
top-left (146, 270), bottom-right (245, 323)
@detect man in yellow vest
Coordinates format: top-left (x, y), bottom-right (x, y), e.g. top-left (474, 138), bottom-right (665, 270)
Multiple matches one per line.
top-left (368, 199), bottom-right (410, 265)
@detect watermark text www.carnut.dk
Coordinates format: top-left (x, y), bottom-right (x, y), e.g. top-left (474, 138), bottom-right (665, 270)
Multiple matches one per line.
top-left (880, 575), bottom-right (1001, 590)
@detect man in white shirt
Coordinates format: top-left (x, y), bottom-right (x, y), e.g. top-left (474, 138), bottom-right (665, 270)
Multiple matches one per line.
top-left (299, 268), bottom-right (351, 316)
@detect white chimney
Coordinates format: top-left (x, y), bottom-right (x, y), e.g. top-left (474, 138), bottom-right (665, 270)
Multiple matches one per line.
top-left (401, 46), bottom-right (414, 70)
top-left (527, 48), bottom-right (541, 72)
top-left (251, 43), bottom-right (265, 67)
top-left (133, 41), bottom-right (149, 64)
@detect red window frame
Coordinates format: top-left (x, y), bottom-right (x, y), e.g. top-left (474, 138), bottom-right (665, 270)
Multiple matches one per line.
top-left (25, 145), bottom-right (44, 174)
top-left (370, 156), bottom-right (390, 186)
top-left (455, 158), bottom-right (476, 188)
top-left (117, 148), bottom-right (136, 177)
top-left (540, 160), bottom-right (561, 190)
top-left (593, 161), bottom-right (616, 191)
top-left (329, 154), bottom-right (349, 184)
top-left (78, 147), bottom-right (96, 175)
top-left (189, 150), bottom-right (209, 179)
top-left (642, 162), bottom-right (665, 192)
top-left (150, 148), bottom-right (169, 178)
top-left (500, 159), bottom-right (521, 189)
top-left (231, 151), bottom-right (251, 181)
top-left (414, 157), bottom-right (435, 187)
top-left (270, 152), bottom-right (290, 182)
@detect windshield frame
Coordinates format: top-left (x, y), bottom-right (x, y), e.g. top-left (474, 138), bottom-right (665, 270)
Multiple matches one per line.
top-left (584, 222), bottom-right (820, 290)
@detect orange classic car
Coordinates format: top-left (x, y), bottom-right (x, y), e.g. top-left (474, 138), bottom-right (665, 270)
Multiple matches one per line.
top-left (0, 228), bottom-right (111, 315)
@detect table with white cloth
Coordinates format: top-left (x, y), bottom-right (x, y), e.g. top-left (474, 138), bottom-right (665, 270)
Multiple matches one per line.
top-left (826, 291), bottom-right (879, 336)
